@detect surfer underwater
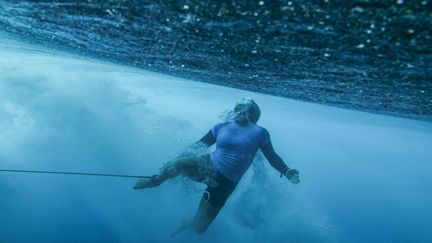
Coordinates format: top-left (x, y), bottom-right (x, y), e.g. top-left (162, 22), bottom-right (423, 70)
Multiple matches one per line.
top-left (133, 98), bottom-right (300, 235)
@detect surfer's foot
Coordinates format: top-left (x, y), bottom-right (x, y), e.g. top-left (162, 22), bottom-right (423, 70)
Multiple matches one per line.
top-left (133, 175), bottom-right (161, 189)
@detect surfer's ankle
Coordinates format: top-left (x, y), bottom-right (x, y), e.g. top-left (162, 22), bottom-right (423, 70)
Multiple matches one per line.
top-left (133, 175), bottom-right (161, 189)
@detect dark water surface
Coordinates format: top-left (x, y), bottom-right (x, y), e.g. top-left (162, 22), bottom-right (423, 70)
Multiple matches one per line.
top-left (0, 0), bottom-right (431, 120)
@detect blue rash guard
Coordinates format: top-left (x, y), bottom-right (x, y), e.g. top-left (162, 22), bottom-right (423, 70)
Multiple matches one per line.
top-left (210, 121), bottom-right (271, 182)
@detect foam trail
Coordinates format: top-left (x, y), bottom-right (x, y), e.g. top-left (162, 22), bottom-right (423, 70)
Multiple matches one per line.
top-left (1, 40), bottom-right (432, 243)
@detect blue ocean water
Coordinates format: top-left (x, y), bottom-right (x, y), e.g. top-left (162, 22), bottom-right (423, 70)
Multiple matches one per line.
top-left (1, 1), bottom-right (432, 243)
top-left (1, 41), bottom-right (432, 243)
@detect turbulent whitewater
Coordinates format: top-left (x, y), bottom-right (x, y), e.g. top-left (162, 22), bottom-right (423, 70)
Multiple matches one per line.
top-left (1, 40), bottom-right (432, 242)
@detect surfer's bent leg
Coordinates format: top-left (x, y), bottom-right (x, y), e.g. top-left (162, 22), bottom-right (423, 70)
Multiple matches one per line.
top-left (134, 156), bottom-right (204, 189)
top-left (157, 156), bottom-right (205, 182)
top-left (191, 171), bottom-right (237, 234)
top-left (191, 196), bottom-right (221, 234)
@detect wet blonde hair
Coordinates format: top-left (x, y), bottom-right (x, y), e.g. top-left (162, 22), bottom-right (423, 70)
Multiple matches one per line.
top-left (220, 98), bottom-right (261, 125)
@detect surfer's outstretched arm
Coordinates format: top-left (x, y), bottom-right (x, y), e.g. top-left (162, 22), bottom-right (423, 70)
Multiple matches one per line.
top-left (261, 142), bottom-right (300, 183)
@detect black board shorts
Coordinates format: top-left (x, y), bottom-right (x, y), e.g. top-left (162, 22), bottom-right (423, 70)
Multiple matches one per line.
top-left (201, 155), bottom-right (238, 209)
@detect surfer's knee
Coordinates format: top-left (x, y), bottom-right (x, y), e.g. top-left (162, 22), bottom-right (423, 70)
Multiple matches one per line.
top-left (192, 201), bottom-right (220, 234)
top-left (175, 157), bottom-right (197, 168)
top-left (193, 225), bottom-right (208, 235)
top-left (174, 157), bottom-right (201, 176)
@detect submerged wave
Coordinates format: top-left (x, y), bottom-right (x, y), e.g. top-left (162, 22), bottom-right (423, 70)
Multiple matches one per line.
top-left (0, 0), bottom-right (431, 120)
top-left (2, 41), bottom-right (432, 242)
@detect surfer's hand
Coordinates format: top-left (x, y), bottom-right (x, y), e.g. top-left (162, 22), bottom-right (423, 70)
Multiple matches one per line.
top-left (284, 169), bottom-right (300, 184)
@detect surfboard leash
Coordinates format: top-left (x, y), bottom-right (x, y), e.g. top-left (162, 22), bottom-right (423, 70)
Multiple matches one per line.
top-left (0, 169), bottom-right (151, 179)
